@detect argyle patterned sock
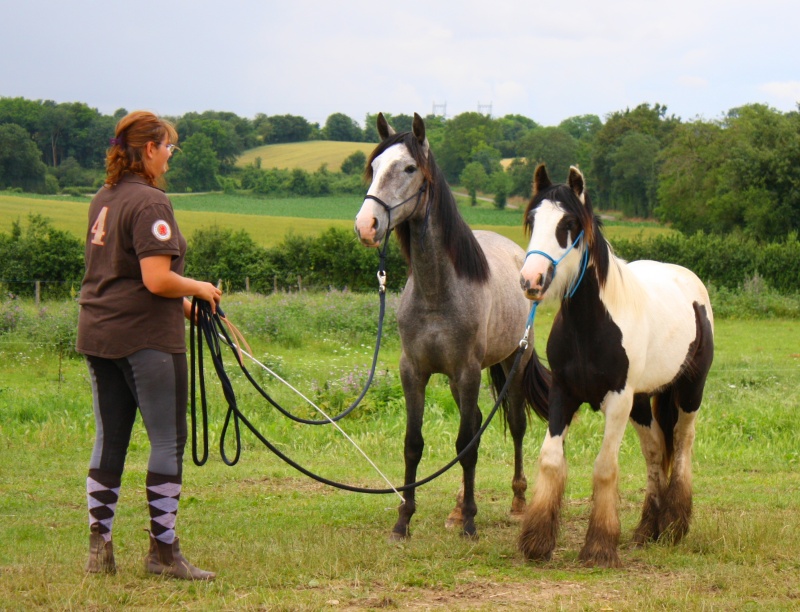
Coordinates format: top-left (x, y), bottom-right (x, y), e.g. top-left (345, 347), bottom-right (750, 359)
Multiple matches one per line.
top-left (146, 471), bottom-right (182, 544)
top-left (87, 469), bottom-right (121, 543)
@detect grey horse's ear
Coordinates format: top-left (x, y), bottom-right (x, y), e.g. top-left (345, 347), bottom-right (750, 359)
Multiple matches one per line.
top-left (412, 113), bottom-right (429, 151)
top-left (377, 113), bottom-right (396, 140)
top-left (568, 166), bottom-right (586, 204)
top-left (533, 164), bottom-right (552, 196)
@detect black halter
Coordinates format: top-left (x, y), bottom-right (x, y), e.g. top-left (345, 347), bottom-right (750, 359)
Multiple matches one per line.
top-left (363, 183), bottom-right (430, 251)
top-left (364, 184), bottom-right (427, 227)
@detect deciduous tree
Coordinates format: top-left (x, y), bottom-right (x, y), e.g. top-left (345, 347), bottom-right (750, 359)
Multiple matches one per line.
top-left (167, 133), bottom-right (220, 192)
top-left (0, 123), bottom-right (47, 191)
top-left (340, 150), bottom-right (366, 175)
top-left (323, 113), bottom-right (362, 142)
top-left (459, 162), bottom-right (488, 206)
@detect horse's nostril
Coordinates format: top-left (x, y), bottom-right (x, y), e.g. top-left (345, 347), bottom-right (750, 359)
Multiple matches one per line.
top-left (372, 217), bottom-right (378, 230)
top-left (535, 273), bottom-right (544, 288)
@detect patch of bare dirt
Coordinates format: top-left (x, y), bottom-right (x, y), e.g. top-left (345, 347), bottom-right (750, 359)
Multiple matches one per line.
top-left (343, 580), bottom-right (594, 610)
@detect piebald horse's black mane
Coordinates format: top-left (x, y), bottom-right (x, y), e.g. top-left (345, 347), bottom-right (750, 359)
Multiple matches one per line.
top-left (365, 131), bottom-right (490, 283)
top-left (523, 181), bottom-right (612, 290)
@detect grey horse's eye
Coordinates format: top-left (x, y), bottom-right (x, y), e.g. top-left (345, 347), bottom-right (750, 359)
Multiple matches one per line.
top-left (404, 165), bottom-right (417, 174)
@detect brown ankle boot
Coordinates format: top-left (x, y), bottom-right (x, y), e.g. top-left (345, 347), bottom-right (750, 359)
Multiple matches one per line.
top-left (86, 524), bottom-right (116, 574)
top-left (145, 531), bottom-right (215, 581)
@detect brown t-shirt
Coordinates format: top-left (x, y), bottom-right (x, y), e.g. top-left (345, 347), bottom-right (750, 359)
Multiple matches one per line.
top-left (77, 174), bottom-right (188, 359)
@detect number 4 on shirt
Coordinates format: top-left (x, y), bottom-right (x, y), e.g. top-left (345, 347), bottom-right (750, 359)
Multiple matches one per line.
top-left (91, 206), bottom-right (109, 245)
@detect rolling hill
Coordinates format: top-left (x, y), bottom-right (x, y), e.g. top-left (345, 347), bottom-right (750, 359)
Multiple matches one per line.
top-left (236, 140), bottom-right (377, 172)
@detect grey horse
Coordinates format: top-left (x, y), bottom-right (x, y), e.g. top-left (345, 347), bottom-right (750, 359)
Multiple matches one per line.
top-left (354, 113), bottom-right (549, 539)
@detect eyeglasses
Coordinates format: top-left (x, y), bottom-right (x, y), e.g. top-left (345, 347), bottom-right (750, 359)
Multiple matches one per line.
top-left (165, 143), bottom-right (177, 153)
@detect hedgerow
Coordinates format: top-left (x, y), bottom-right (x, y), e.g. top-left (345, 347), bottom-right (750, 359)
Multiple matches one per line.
top-left (612, 231), bottom-right (800, 293)
top-left (3, 215), bottom-right (800, 298)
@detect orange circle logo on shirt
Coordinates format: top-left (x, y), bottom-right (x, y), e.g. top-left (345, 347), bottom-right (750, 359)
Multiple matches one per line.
top-left (152, 220), bottom-right (172, 241)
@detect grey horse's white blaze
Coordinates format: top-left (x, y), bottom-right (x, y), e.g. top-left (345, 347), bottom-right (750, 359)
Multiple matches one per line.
top-left (354, 143), bottom-right (426, 247)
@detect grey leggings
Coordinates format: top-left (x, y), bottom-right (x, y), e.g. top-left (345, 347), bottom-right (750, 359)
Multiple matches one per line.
top-left (86, 349), bottom-right (188, 477)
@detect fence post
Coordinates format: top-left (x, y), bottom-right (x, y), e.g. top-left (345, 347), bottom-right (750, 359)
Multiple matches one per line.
top-left (245, 276), bottom-right (250, 293)
top-left (35, 281), bottom-right (41, 306)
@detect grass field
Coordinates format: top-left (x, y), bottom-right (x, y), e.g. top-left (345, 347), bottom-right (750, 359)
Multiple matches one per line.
top-left (236, 141), bottom-right (378, 172)
top-left (1, 292), bottom-right (799, 609)
top-left (0, 191), bottom-right (675, 250)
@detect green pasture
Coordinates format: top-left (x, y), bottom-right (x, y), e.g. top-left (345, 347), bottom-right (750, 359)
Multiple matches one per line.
top-left (236, 140), bottom-right (377, 172)
top-left (0, 291), bottom-right (798, 609)
top-left (0, 191), bottom-right (675, 250)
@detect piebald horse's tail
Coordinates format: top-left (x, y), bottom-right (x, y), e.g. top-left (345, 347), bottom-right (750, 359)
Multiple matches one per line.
top-left (653, 300), bottom-right (715, 471)
top-left (522, 348), bottom-right (551, 421)
top-left (653, 390), bottom-right (677, 469)
top-left (488, 347), bottom-right (550, 425)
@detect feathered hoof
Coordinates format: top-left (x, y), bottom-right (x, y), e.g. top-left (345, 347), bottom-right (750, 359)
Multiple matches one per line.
top-left (632, 520), bottom-right (659, 548)
top-left (656, 518), bottom-right (690, 545)
top-left (518, 515), bottom-right (558, 562)
top-left (518, 533), bottom-right (555, 561)
top-left (578, 543), bottom-right (622, 568)
top-left (630, 533), bottom-right (654, 549)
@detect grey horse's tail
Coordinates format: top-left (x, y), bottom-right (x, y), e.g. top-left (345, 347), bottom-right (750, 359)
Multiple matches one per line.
top-left (489, 363), bottom-right (513, 421)
top-left (521, 348), bottom-right (551, 421)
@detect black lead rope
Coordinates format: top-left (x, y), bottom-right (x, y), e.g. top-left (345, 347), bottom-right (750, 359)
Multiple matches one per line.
top-left (207, 239), bottom-right (392, 429)
top-left (188, 298), bottom-right (529, 494)
top-left (190, 299), bottom-right (243, 466)
top-left (190, 235), bottom-right (393, 466)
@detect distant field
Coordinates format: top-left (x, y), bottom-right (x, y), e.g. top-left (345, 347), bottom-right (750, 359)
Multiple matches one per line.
top-left (0, 191), bottom-right (675, 249)
top-left (236, 140), bottom-right (377, 172)
top-left (0, 193), bottom-right (354, 246)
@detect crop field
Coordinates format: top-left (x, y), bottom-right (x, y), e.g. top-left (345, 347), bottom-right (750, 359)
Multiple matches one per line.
top-left (0, 292), bottom-right (798, 609)
top-left (236, 140), bottom-right (377, 172)
top-left (0, 191), bottom-right (674, 250)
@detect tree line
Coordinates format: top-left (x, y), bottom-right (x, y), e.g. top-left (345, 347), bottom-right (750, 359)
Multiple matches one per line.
top-left (1, 96), bottom-right (799, 242)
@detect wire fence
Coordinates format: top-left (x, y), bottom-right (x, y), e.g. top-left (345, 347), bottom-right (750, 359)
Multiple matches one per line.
top-left (0, 279), bottom-right (80, 304)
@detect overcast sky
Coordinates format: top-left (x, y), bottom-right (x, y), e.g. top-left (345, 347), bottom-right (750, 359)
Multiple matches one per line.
top-left (2, 0), bottom-right (798, 128)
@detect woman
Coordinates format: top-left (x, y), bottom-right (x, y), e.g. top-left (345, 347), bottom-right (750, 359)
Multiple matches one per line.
top-left (77, 110), bottom-right (220, 580)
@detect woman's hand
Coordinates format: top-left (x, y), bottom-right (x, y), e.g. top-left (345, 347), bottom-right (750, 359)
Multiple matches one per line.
top-left (194, 281), bottom-right (222, 313)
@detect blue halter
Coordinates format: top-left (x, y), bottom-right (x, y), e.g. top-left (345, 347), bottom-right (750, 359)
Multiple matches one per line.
top-left (525, 229), bottom-right (589, 301)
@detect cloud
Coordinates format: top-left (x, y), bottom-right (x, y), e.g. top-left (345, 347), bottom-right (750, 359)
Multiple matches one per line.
top-left (677, 76), bottom-right (710, 90)
top-left (3, 0), bottom-right (800, 126)
top-left (759, 81), bottom-right (800, 106)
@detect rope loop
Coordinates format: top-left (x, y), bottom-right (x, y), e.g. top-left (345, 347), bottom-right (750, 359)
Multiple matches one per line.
top-left (188, 295), bottom-right (531, 495)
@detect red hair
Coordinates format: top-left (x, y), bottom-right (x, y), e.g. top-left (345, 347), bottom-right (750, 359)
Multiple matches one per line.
top-left (105, 110), bottom-right (178, 187)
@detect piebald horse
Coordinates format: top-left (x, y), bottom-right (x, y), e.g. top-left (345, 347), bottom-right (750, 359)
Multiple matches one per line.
top-left (517, 164), bottom-right (714, 566)
top-left (354, 113), bottom-right (549, 539)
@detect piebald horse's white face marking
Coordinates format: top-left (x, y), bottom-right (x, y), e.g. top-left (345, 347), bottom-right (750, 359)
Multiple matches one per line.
top-left (519, 201), bottom-right (581, 302)
top-left (354, 143), bottom-right (425, 247)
